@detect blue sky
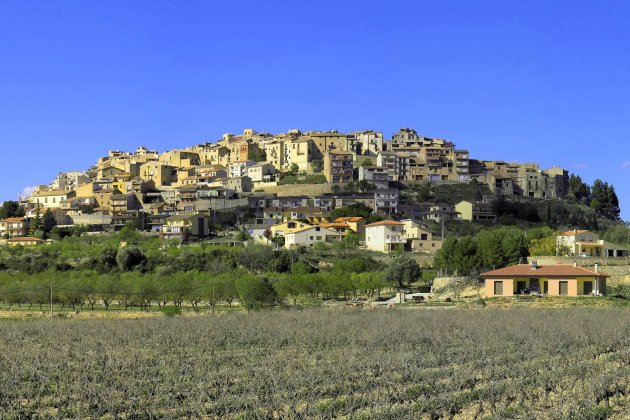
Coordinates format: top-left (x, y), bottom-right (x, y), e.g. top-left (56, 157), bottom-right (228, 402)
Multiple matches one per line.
top-left (1, 1), bottom-right (629, 219)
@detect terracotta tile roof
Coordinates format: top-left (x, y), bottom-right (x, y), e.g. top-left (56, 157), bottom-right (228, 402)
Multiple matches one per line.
top-left (334, 217), bottom-right (364, 222)
top-left (4, 217), bottom-right (26, 222)
top-left (481, 264), bottom-right (608, 278)
top-left (366, 220), bottom-right (404, 227)
top-left (560, 230), bottom-right (589, 236)
top-left (320, 222), bottom-right (350, 229)
top-left (8, 237), bottom-right (44, 243)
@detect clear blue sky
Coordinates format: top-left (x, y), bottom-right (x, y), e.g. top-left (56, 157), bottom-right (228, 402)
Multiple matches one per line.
top-left (1, 1), bottom-right (629, 219)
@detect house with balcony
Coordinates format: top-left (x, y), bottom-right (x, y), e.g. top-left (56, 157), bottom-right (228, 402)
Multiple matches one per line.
top-left (270, 220), bottom-right (314, 237)
top-left (455, 200), bottom-right (497, 223)
top-left (324, 217), bottom-right (366, 239)
top-left (247, 162), bottom-right (276, 182)
top-left (482, 262), bottom-right (608, 297)
top-left (556, 229), bottom-right (627, 257)
top-left (373, 189), bottom-right (399, 216)
top-left (400, 219), bottom-right (442, 253)
top-left (365, 220), bottom-right (406, 253)
top-left (228, 160), bottom-right (256, 178)
top-left (161, 214), bottom-right (210, 241)
top-left (358, 166), bottom-right (393, 189)
top-left (418, 203), bottom-right (460, 223)
top-left (0, 217), bottom-right (29, 238)
top-left (284, 225), bottom-right (342, 248)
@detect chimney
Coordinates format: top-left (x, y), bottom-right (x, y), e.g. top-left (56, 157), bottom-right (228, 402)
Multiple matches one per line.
top-left (594, 264), bottom-right (599, 273)
top-left (574, 261), bottom-right (577, 267)
top-left (531, 260), bottom-right (538, 270)
top-left (575, 228), bottom-right (578, 234)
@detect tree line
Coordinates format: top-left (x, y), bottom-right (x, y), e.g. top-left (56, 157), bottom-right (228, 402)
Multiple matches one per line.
top-left (433, 226), bottom-right (554, 275)
top-left (0, 235), bottom-right (426, 310)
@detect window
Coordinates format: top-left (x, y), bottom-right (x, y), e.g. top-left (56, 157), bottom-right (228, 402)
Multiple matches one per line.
top-left (559, 281), bottom-right (569, 296)
top-left (494, 281), bottom-right (503, 295)
top-left (421, 234), bottom-right (428, 240)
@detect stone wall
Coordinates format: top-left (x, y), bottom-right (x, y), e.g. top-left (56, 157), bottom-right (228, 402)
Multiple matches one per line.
top-left (259, 183), bottom-right (333, 197)
top-left (527, 256), bottom-right (629, 267)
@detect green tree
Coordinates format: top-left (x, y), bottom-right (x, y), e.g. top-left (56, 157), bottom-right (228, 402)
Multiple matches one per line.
top-left (568, 174), bottom-right (591, 203)
top-left (476, 230), bottom-right (503, 268)
top-left (331, 185), bottom-right (341, 194)
top-left (116, 247), bottom-right (147, 272)
top-left (343, 181), bottom-right (358, 193)
top-left (529, 236), bottom-right (554, 256)
top-left (289, 163), bottom-right (300, 176)
top-left (434, 236), bottom-right (458, 271)
top-left (234, 245), bottom-right (273, 273)
top-left (119, 221), bottom-right (140, 241)
top-left (0, 201), bottom-right (25, 219)
top-left (384, 256), bottom-right (421, 289)
top-left (360, 158), bottom-right (374, 167)
top-left (42, 209), bottom-right (57, 235)
top-left (311, 159), bottom-right (323, 172)
top-left (591, 179), bottom-right (621, 220)
top-left (413, 183), bottom-right (432, 203)
top-left (235, 228), bottom-right (251, 242)
top-left (29, 205), bottom-right (43, 237)
top-left (236, 275), bottom-right (278, 311)
top-left (356, 180), bottom-right (376, 193)
top-left (452, 236), bottom-right (479, 275)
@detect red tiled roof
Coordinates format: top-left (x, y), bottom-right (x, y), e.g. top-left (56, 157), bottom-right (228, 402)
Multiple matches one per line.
top-left (560, 230), bottom-right (589, 236)
top-left (366, 220), bottom-right (404, 227)
top-left (481, 264), bottom-right (607, 278)
top-left (335, 217), bottom-right (364, 222)
top-left (4, 217), bottom-right (25, 222)
top-left (8, 237), bottom-right (44, 243)
top-left (320, 222), bottom-right (350, 229)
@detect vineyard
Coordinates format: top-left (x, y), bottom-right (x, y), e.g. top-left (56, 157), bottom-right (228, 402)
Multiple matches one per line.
top-left (0, 308), bottom-right (629, 418)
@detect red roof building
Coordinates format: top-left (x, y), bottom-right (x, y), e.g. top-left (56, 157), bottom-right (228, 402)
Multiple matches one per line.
top-left (481, 263), bottom-right (607, 297)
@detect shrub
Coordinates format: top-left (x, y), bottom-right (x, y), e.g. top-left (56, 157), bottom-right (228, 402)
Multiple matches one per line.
top-left (160, 305), bottom-right (181, 317)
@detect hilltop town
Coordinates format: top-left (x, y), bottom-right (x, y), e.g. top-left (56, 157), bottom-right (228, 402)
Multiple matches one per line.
top-left (0, 127), bottom-right (612, 253)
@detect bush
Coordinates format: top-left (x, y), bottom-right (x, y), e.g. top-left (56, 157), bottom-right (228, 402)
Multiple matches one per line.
top-left (160, 305), bottom-right (181, 317)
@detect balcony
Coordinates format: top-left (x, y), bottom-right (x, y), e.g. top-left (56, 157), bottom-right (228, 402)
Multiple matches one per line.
top-left (385, 236), bottom-right (405, 243)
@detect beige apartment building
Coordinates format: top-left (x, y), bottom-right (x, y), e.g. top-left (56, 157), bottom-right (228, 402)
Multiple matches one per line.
top-left (400, 219), bottom-right (442, 253)
top-left (159, 150), bottom-right (201, 168)
top-left (374, 129), bottom-right (469, 182)
top-left (324, 150), bottom-right (354, 183)
top-left (29, 190), bottom-right (76, 208)
top-left (140, 162), bottom-right (177, 187)
top-left (455, 200), bottom-right (497, 222)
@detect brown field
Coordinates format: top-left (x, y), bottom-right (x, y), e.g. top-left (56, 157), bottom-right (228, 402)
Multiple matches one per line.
top-left (0, 308), bottom-right (629, 418)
